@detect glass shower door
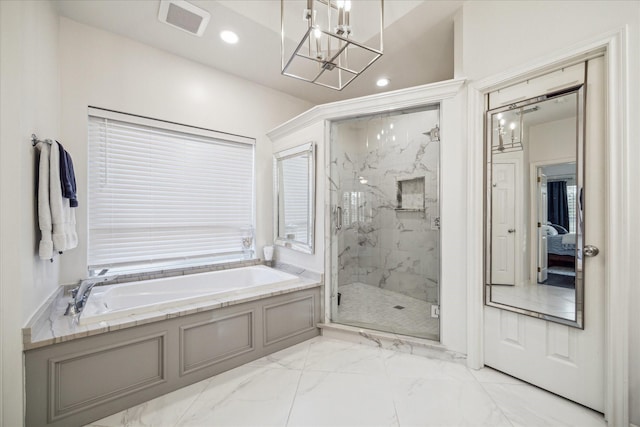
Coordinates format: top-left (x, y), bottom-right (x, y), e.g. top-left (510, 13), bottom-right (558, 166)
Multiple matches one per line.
top-left (329, 106), bottom-right (441, 341)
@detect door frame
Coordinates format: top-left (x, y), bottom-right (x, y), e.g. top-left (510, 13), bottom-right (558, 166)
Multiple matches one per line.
top-left (529, 157), bottom-right (575, 284)
top-left (466, 29), bottom-right (630, 425)
top-left (536, 168), bottom-right (548, 284)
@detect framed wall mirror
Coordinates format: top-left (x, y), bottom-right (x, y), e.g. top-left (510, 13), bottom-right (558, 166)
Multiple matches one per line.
top-left (274, 142), bottom-right (316, 254)
top-left (485, 86), bottom-right (585, 328)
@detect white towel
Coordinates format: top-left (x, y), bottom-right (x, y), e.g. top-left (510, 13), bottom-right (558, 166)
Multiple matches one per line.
top-left (36, 141), bottom-right (53, 259)
top-left (36, 140), bottom-right (78, 260)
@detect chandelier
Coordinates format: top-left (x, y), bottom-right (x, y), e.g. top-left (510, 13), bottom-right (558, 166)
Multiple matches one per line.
top-left (280, 0), bottom-right (384, 91)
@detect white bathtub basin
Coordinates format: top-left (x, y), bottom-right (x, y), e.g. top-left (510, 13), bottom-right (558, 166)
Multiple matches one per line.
top-left (80, 265), bottom-right (300, 325)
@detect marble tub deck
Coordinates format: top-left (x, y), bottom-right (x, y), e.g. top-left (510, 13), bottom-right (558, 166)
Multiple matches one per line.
top-left (23, 266), bottom-right (322, 350)
top-left (85, 336), bottom-right (605, 427)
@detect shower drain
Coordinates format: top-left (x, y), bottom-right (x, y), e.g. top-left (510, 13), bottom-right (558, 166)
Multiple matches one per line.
top-left (393, 305), bottom-right (405, 310)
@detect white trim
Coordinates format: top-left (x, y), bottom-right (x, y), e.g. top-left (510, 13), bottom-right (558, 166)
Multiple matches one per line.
top-left (87, 107), bottom-right (255, 145)
top-left (323, 120), bottom-right (333, 325)
top-left (466, 84), bottom-right (484, 369)
top-left (267, 79), bottom-right (465, 140)
top-left (466, 28), bottom-right (630, 425)
top-left (602, 27), bottom-right (630, 427)
top-left (316, 120), bottom-right (337, 323)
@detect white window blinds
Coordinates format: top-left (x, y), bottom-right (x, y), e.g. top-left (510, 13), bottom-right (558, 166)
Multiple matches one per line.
top-left (87, 109), bottom-right (255, 272)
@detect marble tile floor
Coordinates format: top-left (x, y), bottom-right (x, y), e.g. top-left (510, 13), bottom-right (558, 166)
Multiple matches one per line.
top-left (85, 336), bottom-right (605, 427)
top-left (335, 282), bottom-right (439, 340)
top-left (490, 282), bottom-right (576, 321)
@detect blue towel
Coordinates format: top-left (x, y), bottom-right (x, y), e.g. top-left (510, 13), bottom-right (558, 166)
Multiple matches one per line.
top-left (57, 141), bottom-right (78, 208)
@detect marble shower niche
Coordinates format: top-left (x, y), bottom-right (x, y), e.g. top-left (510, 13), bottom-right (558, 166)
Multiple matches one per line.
top-left (330, 105), bottom-right (440, 340)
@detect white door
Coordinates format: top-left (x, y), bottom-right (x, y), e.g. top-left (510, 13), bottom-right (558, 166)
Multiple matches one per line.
top-left (491, 161), bottom-right (516, 285)
top-left (484, 57), bottom-right (605, 412)
top-left (537, 171), bottom-right (548, 283)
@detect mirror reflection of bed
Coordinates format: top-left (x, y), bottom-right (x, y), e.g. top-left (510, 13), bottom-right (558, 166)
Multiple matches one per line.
top-left (539, 163), bottom-right (577, 290)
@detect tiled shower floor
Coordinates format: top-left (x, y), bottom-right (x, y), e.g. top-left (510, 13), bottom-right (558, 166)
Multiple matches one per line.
top-left (335, 282), bottom-right (439, 340)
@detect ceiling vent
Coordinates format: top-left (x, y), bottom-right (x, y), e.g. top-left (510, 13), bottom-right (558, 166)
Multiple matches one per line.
top-left (158, 0), bottom-right (210, 37)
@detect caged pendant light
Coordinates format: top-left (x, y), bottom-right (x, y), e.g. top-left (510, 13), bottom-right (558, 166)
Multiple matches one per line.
top-left (281, 0), bottom-right (384, 90)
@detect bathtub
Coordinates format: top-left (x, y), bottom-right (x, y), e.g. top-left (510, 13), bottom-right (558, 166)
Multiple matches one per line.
top-left (80, 265), bottom-right (301, 325)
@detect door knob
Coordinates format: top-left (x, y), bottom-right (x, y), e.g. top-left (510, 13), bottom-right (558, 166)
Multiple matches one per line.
top-left (508, 229), bottom-right (516, 233)
top-left (584, 245), bottom-right (599, 257)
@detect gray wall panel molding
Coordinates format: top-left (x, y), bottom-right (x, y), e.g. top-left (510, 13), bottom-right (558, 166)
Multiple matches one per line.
top-left (48, 332), bottom-right (166, 422)
top-left (179, 310), bottom-right (255, 376)
top-left (26, 287), bottom-right (320, 427)
top-left (263, 295), bottom-right (316, 346)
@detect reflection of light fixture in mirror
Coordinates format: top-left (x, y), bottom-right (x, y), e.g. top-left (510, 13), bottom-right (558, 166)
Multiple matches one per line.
top-left (492, 109), bottom-right (532, 153)
top-left (280, 0), bottom-right (383, 90)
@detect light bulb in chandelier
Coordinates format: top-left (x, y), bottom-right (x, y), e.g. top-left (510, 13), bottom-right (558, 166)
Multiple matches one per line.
top-left (281, 0), bottom-right (383, 90)
top-left (336, 0), bottom-right (352, 35)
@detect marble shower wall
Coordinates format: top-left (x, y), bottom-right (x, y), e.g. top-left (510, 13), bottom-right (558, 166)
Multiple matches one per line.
top-left (331, 107), bottom-right (440, 303)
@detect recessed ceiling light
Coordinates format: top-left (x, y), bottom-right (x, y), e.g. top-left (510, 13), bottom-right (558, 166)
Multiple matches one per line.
top-left (376, 78), bottom-right (390, 87)
top-left (220, 30), bottom-right (238, 44)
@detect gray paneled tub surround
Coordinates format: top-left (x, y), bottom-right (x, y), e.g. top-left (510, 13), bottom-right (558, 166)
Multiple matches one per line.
top-left (23, 264), bottom-right (322, 427)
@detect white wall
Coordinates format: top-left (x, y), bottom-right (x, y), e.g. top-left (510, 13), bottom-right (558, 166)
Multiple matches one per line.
top-left (0, 1), bottom-right (61, 424)
top-left (57, 18), bottom-right (312, 285)
top-left (529, 118), bottom-right (575, 164)
top-left (271, 121), bottom-right (325, 273)
top-left (459, 1), bottom-right (640, 424)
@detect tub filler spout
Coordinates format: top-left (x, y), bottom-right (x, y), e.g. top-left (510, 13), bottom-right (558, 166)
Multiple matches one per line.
top-left (64, 275), bottom-right (116, 316)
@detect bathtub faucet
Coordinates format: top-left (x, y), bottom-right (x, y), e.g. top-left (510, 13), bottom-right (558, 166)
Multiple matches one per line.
top-left (64, 275), bottom-right (117, 316)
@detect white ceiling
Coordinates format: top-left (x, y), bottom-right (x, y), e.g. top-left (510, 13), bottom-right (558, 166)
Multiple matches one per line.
top-left (54, 0), bottom-right (463, 105)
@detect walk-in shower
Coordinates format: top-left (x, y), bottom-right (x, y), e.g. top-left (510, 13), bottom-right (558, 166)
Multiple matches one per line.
top-left (329, 105), bottom-right (441, 341)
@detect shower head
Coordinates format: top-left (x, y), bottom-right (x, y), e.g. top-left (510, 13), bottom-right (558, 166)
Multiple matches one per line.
top-left (423, 125), bottom-right (440, 142)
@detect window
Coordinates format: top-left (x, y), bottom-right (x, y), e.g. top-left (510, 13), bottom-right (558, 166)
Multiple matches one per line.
top-left (87, 108), bottom-right (255, 275)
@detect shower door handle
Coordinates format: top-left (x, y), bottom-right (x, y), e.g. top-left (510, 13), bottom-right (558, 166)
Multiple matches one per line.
top-left (335, 206), bottom-right (342, 232)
